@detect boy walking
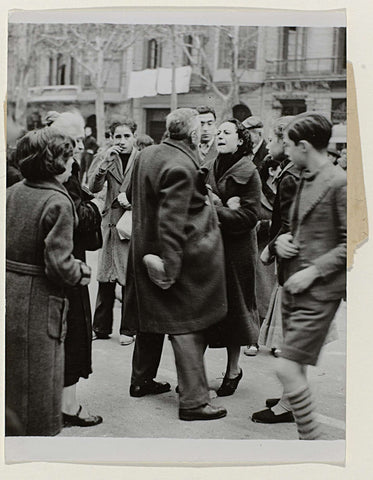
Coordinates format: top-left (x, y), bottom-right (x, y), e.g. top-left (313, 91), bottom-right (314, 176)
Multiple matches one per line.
top-left (272, 113), bottom-right (346, 439)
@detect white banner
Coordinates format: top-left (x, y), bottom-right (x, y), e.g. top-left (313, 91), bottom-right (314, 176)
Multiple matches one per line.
top-left (128, 66), bottom-right (192, 99)
top-left (127, 69), bottom-right (157, 99)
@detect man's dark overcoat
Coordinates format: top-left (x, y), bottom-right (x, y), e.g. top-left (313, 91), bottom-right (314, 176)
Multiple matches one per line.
top-left (6, 179), bottom-right (82, 436)
top-left (123, 139), bottom-right (227, 335)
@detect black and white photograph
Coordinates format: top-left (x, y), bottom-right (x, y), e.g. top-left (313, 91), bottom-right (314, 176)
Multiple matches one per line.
top-left (4, 7), bottom-right (348, 466)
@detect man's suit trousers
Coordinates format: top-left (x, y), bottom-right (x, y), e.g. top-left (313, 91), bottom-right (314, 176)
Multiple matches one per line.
top-left (131, 331), bottom-right (210, 409)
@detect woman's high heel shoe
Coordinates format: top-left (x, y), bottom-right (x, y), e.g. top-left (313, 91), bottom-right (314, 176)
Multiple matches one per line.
top-left (63, 405), bottom-right (103, 428)
top-left (216, 368), bottom-right (243, 397)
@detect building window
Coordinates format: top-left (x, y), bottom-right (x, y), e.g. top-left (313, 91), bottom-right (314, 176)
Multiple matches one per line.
top-left (334, 27), bottom-right (346, 74)
top-left (281, 27), bottom-right (305, 73)
top-left (83, 74), bottom-right (93, 88)
top-left (48, 57), bottom-right (54, 85)
top-left (183, 35), bottom-right (193, 66)
top-left (147, 39), bottom-right (162, 69)
top-left (238, 27), bottom-right (258, 70)
top-left (70, 57), bottom-right (75, 84)
top-left (56, 53), bottom-right (66, 85)
top-left (146, 108), bottom-right (170, 144)
top-left (331, 98), bottom-right (346, 124)
top-left (218, 26), bottom-right (258, 70)
top-left (279, 99), bottom-right (307, 116)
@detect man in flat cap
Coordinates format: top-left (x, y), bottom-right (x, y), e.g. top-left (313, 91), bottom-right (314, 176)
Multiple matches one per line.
top-left (123, 107), bottom-right (228, 421)
top-left (242, 116), bottom-right (268, 172)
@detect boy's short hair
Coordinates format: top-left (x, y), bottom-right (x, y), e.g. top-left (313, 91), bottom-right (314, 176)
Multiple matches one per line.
top-left (196, 105), bottom-right (216, 120)
top-left (286, 113), bottom-right (332, 150)
top-left (109, 119), bottom-right (137, 135)
top-left (17, 127), bottom-right (73, 181)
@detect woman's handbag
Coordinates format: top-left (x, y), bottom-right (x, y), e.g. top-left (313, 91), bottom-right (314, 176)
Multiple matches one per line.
top-left (116, 210), bottom-right (132, 240)
top-left (76, 186), bottom-right (103, 251)
top-left (77, 200), bottom-right (103, 251)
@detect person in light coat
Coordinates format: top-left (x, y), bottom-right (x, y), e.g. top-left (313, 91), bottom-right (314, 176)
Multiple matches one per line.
top-left (89, 119), bottom-right (139, 345)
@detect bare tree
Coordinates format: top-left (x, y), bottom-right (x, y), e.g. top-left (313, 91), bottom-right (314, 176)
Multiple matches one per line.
top-left (40, 24), bottom-right (140, 144)
top-left (8, 24), bottom-right (45, 126)
top-left (179, 25), bottom-right (259, 118)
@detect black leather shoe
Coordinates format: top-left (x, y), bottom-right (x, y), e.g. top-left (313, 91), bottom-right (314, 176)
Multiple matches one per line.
top-left (251, 407), bottom-right (294, 424)
top-left (265, 398), bottom-right (281, 408)
top-left (216, 369), bottom-right (243, 397)
top-left (179, 403), bottom-right (227, 421)
top-left (130, 380), bottom-right (171, 398)
top-left (63, 406), bottom-right (103, 427)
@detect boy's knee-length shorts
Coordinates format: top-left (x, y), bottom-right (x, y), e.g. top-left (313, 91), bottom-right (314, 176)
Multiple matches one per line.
top-left (279, 289), bottom-right (341, 366)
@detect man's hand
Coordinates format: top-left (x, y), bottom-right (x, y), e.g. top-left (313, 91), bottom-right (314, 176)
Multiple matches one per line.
top-left (99, 146), bottom-right (121, 170)
top-left (275, 233), bottom-right (299, 259)
top-left (284, 265), bottom-right (319, 295)
top-left (143, 254), bottom-right (174, 290)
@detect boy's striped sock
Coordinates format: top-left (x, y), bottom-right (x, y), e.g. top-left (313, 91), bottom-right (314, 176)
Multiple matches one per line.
top-left (286, 385), bottom-right (322, 440)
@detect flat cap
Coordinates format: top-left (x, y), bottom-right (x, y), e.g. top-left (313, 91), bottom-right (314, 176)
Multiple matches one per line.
top-left (242, 116), bottom-right (263, 129)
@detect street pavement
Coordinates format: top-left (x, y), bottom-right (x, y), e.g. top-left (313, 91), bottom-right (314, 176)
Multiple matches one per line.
top-left (59, 251), bottom-right (346, 441)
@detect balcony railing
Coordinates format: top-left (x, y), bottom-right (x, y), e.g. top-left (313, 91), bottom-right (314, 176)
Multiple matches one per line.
top-left (28, 85), bottom-right (81, 102)
top-left (266, 57), bottom-right (346, 78)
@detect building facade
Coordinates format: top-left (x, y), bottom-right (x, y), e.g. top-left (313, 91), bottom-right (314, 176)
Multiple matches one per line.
top-left (7, 25), bottom-right (346, 143)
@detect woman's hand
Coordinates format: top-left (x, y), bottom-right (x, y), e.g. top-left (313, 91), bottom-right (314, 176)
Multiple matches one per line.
top-left (211, 192), bottom-right (223, 207)
top-left (260, 245), bottom-right (274, 265)
top-left (227, 196), bottom-right (240, 210)
top-left (117, 192), bottom-right (131, 209)
top-left (78, 261), bottom-right (91, 286)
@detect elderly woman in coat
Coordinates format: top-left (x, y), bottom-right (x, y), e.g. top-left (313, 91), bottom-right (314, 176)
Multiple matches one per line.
top-left (46, 110), bottom-right (103, 428)
top-left (6, 127), bottom-right (91, 436)
top-left (206, 118), bottom-right (261, 397)
top-left (89, 119), bottom-right (138, 346)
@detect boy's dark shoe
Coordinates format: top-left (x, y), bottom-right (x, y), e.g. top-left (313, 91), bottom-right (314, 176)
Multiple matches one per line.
top-left (252, 408), bottom-right (294, 423)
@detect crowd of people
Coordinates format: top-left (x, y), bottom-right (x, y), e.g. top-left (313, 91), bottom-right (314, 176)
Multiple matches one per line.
top-left (5, 104), bottom-right (346, 441)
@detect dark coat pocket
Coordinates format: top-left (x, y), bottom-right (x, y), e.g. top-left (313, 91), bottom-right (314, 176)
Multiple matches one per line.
top-left (48, 296), bottom-right (69, 342)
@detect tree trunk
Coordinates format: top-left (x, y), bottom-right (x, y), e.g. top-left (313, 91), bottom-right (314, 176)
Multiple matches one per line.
top-left (220, 92), bottom-right (235, 119)
top-left (170, 25), bottom-right (178, 111)
top-left (230, 26), bottom-right (241, 109)
top-left (96, 87), bottom-right (105, 146)
top-left (96, 48), bottom-right (105, 146)
top-left (14, 69), bottom-right (29, 126)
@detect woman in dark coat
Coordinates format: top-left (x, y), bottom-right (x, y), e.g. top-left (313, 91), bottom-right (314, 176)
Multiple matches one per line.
top-left (6, 127), bottom-right (90, 436)
top-left (206, 118), bottom-right (261, 397)
top-left (46, 111), bottom-right (103, 427)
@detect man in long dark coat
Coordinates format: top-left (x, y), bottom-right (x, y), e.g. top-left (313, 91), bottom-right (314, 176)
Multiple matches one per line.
top-left (123, 108), bottom-right (228, 421)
